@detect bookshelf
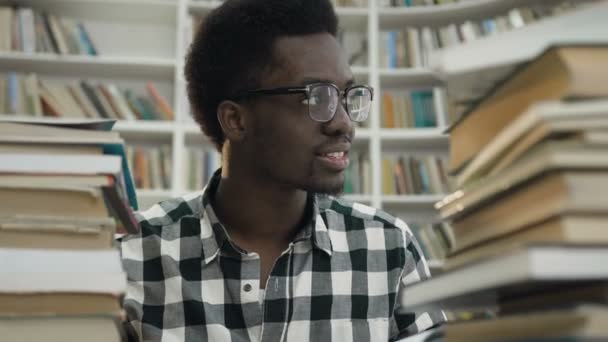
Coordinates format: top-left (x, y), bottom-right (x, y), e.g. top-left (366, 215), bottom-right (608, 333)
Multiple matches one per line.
top-left (0, 0), bottom-right (589, 226)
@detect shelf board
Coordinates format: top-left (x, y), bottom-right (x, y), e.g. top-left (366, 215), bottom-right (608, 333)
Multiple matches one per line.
top-left (114, 120), bottom-right (176, 133)
top-left (427, 259), bottom-right (444, 269)
top-left (429, 2), bottom-right (608, 105)
top-left (188, 2), bottom-right (368, 30)
top-left (378, 0), bottom-right (563, 29)
top-left (137, 189), bottom-right (172, 197)
top-left (379, 68), bottom-right (442, 88)
top-left (8, 0), bottom-right (178, 25)
top-left (136, 189), bottom-right (173, 209)
top-left (341, 194), bottom-right (373, 203)
top-left (382, 194), bottom-right (445, 205)
top-left (380, 128), bottom-right (449, 152)
top-left (0, 52), bottom-right (176, 80)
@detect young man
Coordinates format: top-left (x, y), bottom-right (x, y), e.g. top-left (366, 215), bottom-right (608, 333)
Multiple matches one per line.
top-left (120, 0), bottom-right (444, 340)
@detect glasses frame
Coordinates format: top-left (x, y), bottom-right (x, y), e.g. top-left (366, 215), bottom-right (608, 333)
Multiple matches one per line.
top-left (231, 82), bottom-right (374, 123)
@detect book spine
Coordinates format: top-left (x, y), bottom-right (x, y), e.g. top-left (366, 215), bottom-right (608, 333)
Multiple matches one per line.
top-left (7, 72), bottom-right (19, 114)
top-left (80, 81), bottom-right (109, 118)
top-left (41, 12), bottom-right (59, 53)
top-left (146, 82), bottom-right (175, 121)
top-left (76, 22), bottom-right (97, 56)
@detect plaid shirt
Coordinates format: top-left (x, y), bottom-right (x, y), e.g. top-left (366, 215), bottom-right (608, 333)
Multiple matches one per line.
top-left (120, 172), bottom-right (444, 341)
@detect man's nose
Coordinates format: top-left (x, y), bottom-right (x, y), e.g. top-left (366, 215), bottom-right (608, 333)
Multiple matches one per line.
top-left (321, 103), bottom-right (354, 137)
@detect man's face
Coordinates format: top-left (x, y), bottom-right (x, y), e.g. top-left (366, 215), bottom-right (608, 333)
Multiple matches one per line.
top-left (243, 33), bottom-right (355, 195)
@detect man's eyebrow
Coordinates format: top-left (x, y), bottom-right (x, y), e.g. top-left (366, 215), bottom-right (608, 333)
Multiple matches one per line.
top-left (298, 77), bottom-right (357, 87)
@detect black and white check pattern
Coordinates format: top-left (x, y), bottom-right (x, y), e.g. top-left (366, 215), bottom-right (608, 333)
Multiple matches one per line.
top-left (120, 172), bottom-right (444, 341)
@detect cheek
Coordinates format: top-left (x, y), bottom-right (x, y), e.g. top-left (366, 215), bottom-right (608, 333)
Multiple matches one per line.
top-left (253, 116), bottom-right (315, 169)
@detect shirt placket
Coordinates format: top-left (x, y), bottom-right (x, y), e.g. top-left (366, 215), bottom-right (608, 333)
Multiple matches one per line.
top-left (259, 243), bottom-right (295, 342)
top-left (235, 252), bottom-right (265, 341)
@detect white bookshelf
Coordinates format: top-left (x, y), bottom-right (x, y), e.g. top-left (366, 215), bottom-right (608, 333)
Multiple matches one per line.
top-left (1, 0), bottom-right (601, 225)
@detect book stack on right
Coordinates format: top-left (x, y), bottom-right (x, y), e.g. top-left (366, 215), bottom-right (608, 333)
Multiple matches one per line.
top-left (401, 45), bottom-right (608, 341)
top-left (0, 119), bottom-right (139, 341)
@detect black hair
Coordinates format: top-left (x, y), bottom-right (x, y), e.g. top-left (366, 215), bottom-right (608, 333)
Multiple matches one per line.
top-left (184, 0), bottom-right (338, 151)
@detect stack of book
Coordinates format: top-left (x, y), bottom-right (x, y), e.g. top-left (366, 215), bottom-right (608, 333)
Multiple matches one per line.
top-left (0, 6), bottom-right (97, 55)
top-left (0, 118), bottom-right (138, 341)
top-left (0, 72), bottom-right (174, 121)
top-left (400, 45), bottom-right (608, 340)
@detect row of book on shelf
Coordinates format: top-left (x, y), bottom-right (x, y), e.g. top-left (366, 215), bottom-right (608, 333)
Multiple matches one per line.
top-left (127, 145), bottom-right (172, 191)
top-left (399, 44), bottom-right (608, 340)
top-left (127, 145), bottom-right (222, 192)
top-left (379, 2), bottom-right (579, 69)
top-left (409, 222), bottom-right (452, 263)
top-left (343, 151), bottom-right (371, 195)
top-left (0, 6), bottom-right (97, 55)
top-left (184, 147), bottom-right (220, 192)
top-left (0, 118), bottom-right (138, 340)
top-left (0, 72), bottom-right (174, 120)
top-left (383, 154), bottom-right (450, 195)
top-left (381, 89), bottom-right (440, 128)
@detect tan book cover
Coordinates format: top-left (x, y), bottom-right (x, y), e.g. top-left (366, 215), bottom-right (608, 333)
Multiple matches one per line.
top-left (448, 45), bottom-right (608, 173)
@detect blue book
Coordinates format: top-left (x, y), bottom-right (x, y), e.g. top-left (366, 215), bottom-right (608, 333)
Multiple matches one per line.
top-left (7, 72), bottom-right (19, 114)
top-left (411, 92), bottom-right (425, 128)
top-left (387, 31), bottom-right (398, 69)
top-left (77, 22), bottom-right (98, 56)
top-left (420, 91), bottom-right (437, 127)
top-left (482, 19), bottom-right (497, 35)
top-left (416, 158), bottom-right (431, 194)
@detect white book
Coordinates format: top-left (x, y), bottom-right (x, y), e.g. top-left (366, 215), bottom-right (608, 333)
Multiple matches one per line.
top-left (400, 245), bottom-right (608, 312)
top-left (23, 73), bottom-right (42, 116)
top-left (0, 121), bottom-right (121, 144)
top-left (0, 248), bottom-right (126, 295)
top-left (407, 28), bottom-right (422, 68)
top-left (107, 83), bottom-right (137, 121)
top-left (508, 8), bottom-right (526, 29)
top-left (0, 153), bottom-right (122, 177)
top-left (0, 7), bottom-right (12, 51)
top-left (17, 8), bottom-right (35, 53)
top-left (0, 77), bottom-right (6, 114)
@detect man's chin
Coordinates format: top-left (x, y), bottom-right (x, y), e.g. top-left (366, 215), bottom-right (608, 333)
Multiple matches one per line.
top-left (302, 178), bottom-right (345, 196)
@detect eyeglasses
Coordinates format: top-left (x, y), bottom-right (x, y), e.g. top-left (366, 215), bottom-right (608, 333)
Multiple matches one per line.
top-left (231, 82), bottom-right (374, 123)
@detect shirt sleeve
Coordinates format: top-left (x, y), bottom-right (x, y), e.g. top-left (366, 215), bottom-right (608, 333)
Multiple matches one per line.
top-left (389, 219), bottom-right (446, 341)
top-left (117, 235), bottom-right (144, 342)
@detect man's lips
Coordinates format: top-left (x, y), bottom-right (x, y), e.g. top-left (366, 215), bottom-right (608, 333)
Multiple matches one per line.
top-left (316, 151), bottom-right (350, 170)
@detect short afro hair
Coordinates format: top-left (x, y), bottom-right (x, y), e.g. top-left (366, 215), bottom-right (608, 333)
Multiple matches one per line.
top-left (184, 0), bottom-right (339, 151)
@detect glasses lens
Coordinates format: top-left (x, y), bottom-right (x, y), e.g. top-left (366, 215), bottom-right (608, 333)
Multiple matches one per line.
top-left (309, 85), bottom-right (339, 122)
top-left (346, 87), bottom-right (371, 122)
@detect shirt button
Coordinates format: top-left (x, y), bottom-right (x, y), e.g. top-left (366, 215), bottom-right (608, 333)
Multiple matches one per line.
top-left (243, 283), bottom-right (252, 292)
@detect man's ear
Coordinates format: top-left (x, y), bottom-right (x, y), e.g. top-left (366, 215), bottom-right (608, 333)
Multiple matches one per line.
top-left (217, 100), bottom-right (248, 142)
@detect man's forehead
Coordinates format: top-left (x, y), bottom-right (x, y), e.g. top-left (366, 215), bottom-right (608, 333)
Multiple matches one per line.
top-left (269, 33), bottom-right (353, 87)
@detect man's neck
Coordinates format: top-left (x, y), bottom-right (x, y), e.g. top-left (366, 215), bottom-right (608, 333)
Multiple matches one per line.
top-left (212, 164), bottom-right (310, 247)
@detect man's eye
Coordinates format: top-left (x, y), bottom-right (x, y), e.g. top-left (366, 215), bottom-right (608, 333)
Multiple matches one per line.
top-left (306, 95), bottom-right (321, 105)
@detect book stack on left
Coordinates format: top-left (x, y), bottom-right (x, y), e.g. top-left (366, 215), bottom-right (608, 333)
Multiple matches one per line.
top-left (0, 119), bottom-right (139, 341)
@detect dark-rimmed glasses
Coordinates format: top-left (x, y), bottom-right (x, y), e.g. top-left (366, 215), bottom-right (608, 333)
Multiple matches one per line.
top-left (231, 82), bottom-right (374, 123)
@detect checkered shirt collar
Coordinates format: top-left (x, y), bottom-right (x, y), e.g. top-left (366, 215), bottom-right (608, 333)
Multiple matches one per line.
top-left (198, 169), bottom-right (333, 265)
